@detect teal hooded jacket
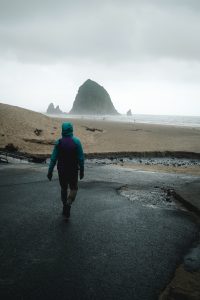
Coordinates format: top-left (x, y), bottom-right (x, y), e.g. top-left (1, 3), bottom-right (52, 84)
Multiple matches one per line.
top-left (48, 122), bottom-right (84, 174)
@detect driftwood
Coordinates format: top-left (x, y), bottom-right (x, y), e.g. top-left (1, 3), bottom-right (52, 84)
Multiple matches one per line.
top-left (82, 126), bottom-right (103, 132)
top-left (23, 138), bottom-right (55, 145)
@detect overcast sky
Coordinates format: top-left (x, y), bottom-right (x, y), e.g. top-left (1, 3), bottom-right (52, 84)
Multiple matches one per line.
top-left (0, 0), bottom-right (200, 115)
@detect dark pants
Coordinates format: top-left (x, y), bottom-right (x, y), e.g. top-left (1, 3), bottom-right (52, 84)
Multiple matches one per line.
top-left (58, 171), bottom-right (78, 206)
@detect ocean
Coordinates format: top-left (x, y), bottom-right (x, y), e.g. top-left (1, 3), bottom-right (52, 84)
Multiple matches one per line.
top-left (49, 113), bottom-right (200, 128)
top-left (115, 114), bottom-right (200, 127)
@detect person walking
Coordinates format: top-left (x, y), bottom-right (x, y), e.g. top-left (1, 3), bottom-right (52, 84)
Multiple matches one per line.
top-left (47, 122), bottom-right (84, 219)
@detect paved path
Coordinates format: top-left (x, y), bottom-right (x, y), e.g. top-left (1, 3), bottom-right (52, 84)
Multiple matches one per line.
top-left (0, 163), bottom-right (199, 300)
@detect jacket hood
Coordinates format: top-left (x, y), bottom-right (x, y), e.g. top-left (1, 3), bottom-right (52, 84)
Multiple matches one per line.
top-left (62, 122), bottom-right (73, 137)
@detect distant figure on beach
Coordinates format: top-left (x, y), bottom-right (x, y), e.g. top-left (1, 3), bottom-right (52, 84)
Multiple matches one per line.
top-left (47, 122), bottom-right (84, 219)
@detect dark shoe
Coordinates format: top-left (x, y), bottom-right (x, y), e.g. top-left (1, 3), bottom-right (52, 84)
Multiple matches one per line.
top-left (62, 205), bottom-right (66, 216)
top-left (63, 204), bottom-right (71, 218)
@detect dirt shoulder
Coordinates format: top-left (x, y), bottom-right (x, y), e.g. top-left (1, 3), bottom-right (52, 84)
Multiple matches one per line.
top-left (159, 265), bottom-right (200, 300)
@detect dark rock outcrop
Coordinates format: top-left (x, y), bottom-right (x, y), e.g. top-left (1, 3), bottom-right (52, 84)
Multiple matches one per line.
top-left (127, 109), bottom-right (132, 116)
top-left (5, 143), bottom-right (18, 152)
top-left (47, 103), bottom-right (62, 114)
top-left (70, 79), bottom-right (119, 115)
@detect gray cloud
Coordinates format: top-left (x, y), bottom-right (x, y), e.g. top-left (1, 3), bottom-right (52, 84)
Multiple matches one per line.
top-left (0, 0), bottom-right (200, 64)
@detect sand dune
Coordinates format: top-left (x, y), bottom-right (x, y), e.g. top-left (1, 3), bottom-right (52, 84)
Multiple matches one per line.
top-left (0, 103), bottom-right (200, 156)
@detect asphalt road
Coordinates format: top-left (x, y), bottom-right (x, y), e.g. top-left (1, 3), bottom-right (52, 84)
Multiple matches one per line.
top-left (0, 162), bottom-right (199, 300)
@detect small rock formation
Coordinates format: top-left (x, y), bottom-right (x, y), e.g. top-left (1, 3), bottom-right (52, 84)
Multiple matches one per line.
top-left (127, 109), bottom-right (132, 116)
top-left (55, 105), bottom-right (62, 114)
top-left (70, 79), bottom-right (119, 115)
top-left (47, 103), bottom-right (54, 114)
top-left (46, 103), bottom-right (62, 114)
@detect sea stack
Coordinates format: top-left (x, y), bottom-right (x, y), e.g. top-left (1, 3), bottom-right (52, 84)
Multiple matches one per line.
top-left (126, 109), bottom-right (132, 116)
top-left (46, 103), bottom-right (62, 114)
top-left (70, 79), bottom-right (119, 115)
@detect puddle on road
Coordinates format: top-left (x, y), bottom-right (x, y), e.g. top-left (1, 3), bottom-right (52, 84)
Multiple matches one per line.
top-left (119, 186), bottom-right (187, 211)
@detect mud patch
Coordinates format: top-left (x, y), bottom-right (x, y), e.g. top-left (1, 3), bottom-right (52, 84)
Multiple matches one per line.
top-left (118, 186), bottom-right (187, 211)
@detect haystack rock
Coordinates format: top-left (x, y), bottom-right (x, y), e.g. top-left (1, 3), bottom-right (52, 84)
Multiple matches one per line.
top-left (47, 103), bottom-right (62, 114)
top-left (70, 79), bottom-right (119, 115)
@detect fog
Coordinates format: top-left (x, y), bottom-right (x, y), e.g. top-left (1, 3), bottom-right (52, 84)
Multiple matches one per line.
top-left (0, 0), bottom-right (200, 115)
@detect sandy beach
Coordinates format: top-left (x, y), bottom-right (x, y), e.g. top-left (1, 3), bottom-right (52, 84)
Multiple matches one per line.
top-left (1, 103), bottom-right (200, 156)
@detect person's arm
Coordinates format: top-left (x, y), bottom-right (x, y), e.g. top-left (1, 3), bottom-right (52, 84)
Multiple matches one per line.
top-left (73, 137), bottom-right (84, 179)
top-left (47, 140), bottom-right (59, 180)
